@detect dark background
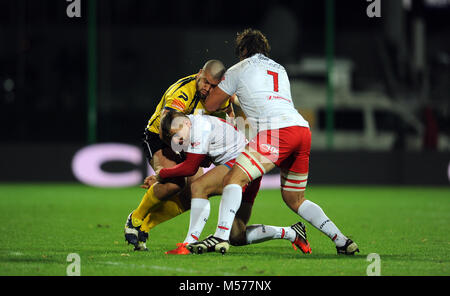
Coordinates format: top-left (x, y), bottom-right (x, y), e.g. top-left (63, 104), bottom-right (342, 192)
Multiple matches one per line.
top-left (0, 0), bottom-right (449, 184)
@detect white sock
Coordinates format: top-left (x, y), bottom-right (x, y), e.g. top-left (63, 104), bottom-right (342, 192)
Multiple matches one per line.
top-left (297, 200), bottom-right (347, 247)
top-left (183, 198), bottom-right (210, 244)
top-left (245, 224), bottom-right (296, 245)
top-left (214, 184), bottom-right (242, 241)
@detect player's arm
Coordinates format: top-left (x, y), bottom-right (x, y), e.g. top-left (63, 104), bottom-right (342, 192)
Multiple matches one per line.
top-left (157, 153), bottom-right (206, 180)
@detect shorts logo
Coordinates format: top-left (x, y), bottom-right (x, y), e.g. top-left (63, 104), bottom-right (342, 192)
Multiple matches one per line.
top-left (259, 144), bottom-right (279, 155)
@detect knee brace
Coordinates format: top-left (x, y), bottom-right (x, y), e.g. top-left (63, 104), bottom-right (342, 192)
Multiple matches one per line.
top-left (235, 152), bottom-right (266, 182)
top-left (280, 171), bottom-right (308, 192)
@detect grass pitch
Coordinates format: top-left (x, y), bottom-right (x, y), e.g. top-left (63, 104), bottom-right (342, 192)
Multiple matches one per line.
top-left (0, 183), bottom-right (449, 276)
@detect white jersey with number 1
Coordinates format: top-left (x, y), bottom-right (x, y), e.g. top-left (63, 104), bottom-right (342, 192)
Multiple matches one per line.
top-left (218, 53), bottom-right (309, 132)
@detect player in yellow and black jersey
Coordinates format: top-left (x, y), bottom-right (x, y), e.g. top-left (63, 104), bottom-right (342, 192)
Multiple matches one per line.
top-left (124, 60), bottom-right (235, 251)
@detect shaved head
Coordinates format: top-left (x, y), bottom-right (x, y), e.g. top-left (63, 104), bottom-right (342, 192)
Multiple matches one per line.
top-left (196, 59), bottom-right (226, 99)
top-left (202, 60), bottom-right (226, 81)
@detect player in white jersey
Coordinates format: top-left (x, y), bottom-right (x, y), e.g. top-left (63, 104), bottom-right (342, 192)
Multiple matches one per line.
top-left (218, 54), bottom-right (309, 133)
top-left (158, 110), bottom-right (310, 255)
top-left (188, 28), bottom-right (359, 255)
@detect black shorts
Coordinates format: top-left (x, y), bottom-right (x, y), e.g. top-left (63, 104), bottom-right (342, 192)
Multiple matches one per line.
top-left (142, 129), bottom-right (168, 162)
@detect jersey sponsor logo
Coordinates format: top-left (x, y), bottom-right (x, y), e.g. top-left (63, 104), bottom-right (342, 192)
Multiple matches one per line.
top-left (178, 91), bottom-right (189, 101)
top-left (190, 141), bottom-right (201, 148)
top-left (268, 95), bottom-right (291, 103)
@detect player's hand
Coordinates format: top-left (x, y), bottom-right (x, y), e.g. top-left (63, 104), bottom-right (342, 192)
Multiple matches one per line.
top-left (140, 175), bottom-right (158, 189)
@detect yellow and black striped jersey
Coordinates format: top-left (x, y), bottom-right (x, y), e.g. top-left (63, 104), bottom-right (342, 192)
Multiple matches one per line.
top-left (146, 74), bottom-right (231, 134)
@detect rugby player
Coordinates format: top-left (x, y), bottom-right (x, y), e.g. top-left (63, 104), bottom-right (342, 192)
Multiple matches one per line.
top-left (124, 60), bottom-right (234, 251)
top-left (158, 110), bottom-right (311, 255)
top-left (188, 29), bottom-right (359, 255)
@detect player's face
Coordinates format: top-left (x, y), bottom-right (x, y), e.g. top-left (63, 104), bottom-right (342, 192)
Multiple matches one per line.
top-left (196, 70), bottom-right (220, 99)
top-left (170, 118), bottom-right (191, 151)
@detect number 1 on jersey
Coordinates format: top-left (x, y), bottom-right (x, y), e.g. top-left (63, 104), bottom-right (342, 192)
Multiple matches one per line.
top-left (267, 70), bottom-right (279, 92)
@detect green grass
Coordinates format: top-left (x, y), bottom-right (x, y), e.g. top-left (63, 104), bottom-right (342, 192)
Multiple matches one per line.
top-left (0, 183), bottom-right (449, 276)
